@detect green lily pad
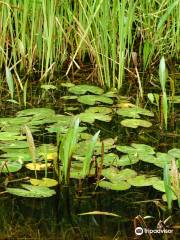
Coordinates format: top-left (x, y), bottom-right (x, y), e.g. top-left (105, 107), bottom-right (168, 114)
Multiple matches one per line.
top-left (61, 95), bottom-right (78, 100)
top-left (127, 175), bottom-right (160, 187)
top-left (131, 143), bottom-right (155, 155)
top-left (117, 154), bottom-right (139, 166)
top-left (97, 153), bottom-right (119, 166)
top-left (0, 151), bottom-right (31, 162)
top-left (78, 112), bottom-right (112, 123)
top-left (102, 167), bottom-right (137, 182)
top-left (98, 180), bottom-right (131, 191)
top-left (0, 160), bottom-right (22, 173)
top-left (116, 144), bottom-right (155, 157)
top-left (41, 84), bottom-right (57, 90)
top-left (7, 184), bottom-right (56, 198)
top-left (117, 107), bottom-right (154, 118)
top-left (30, 178), bottom-right (58, 187)
top-left (68, 85), bottom-right (104, 95)
top-left (153, 180), bottom-right (165, 192)
top-left (78, 95), bottom-right (113, 105)
top-left (17, 108), bottom-right (55, 117)
top-left (0, 141), bottom-right (29, 149)
top-left (0, 132), bottom-right (25, 141)
top-left (141, 155), bottom-right (157, 164)
top-left (61, 82), bottom-right (75, 88)
top-left (154, 152), bottom-right (174, 167)
top-left (85, 106), bottom-right (112, 115)
top-left (168, 148), bottom-right (180, 159)
top-left (0, 116), bottom-right (32, 126)
top-left (121, 119), bottom-right (152, 128)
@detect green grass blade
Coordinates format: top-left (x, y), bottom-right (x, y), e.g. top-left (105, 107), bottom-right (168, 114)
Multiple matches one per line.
top-left (82, 130), bottom-right (100, 178)
top-left (164, 163), bottom-right (173, 210)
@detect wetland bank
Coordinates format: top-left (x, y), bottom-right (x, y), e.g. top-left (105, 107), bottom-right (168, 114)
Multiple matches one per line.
top-left (0, 1), bottom-right (180, 239)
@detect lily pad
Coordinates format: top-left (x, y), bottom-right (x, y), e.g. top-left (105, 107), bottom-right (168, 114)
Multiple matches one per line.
top-left (121, 119), bottom-right (152, 128)
top-left (117, 154), bottom-right (139, 166)
top-left (25, 163), bottom-right (51, 171)
top-left (68, 85), bottom-right (104, 95)
top-left (0, 141), bottom-right (29, 149)
top-left (153, 180), bottom-right (165, 192)
top-left (17, 108), bottom-right (55, 117)
top-left (117, 107), bottom-right (154, 118)
top-left (168, 148), bottom-right (180, 159)
top-left (30, 178), bottom-right (58, 187)
top-left (7, 184), bottom-right (56, 198)
top-left (127, 175), bottom-right (160, 187)
top-left (61, 95), bottom-right (78, 100)
top-left (154, 152), bottom-right (174, 168)
top-left (102, 167), bottom-right (137, 182)
top-left (0, 132), bottom-right (25, 141)
top-left (78, 112), bottom-right (112, 123)
top-left (98, 180), bottom-right (131, 191)
top-left (78, 95), bottom-right (113, 105)
top-left (41, 84), bottom-right (57, 90)
top-left (116, 144), bottom-right (155, 157)
top-left (0, 160), bottom-right (22, 173)
top-left (85, 106), bottom-right (112, 115)
top-left (0, 151), bottom-right (31, 162)
top-left (97, 153), bottom-right (119, 166)
top-left (61, 82), bottom-right (75, 88)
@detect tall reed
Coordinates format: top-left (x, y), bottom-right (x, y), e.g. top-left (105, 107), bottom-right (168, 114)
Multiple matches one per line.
top-left (0, 0), bottom-right (179, 91)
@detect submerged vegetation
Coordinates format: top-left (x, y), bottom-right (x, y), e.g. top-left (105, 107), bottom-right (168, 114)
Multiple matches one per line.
top-left (0, 0), bottom-right (179, 239)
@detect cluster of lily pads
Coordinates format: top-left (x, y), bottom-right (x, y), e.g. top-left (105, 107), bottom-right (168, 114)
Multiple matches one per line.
top-left (0, 84), bottom-right (179, 201)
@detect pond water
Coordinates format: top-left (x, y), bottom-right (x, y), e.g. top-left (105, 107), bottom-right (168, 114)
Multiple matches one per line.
top-left (0, 83), bottom-right (180, 240)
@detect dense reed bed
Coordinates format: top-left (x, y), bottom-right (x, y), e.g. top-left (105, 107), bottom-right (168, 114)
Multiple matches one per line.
top-left (0, 0), bottom-right (179, 91)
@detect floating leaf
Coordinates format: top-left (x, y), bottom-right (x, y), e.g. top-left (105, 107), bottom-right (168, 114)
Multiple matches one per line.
top-left (78, 95), bottom-right (113, 105)
top-left (97, 153), bottom-right (119, 166)
top-left (30, 178), bottom-right (58, 187)
top-left (61, 82), bottom-right (75, 88)
top-left (0, 160), bottom-right (22, 173)
top-left (41, 84), bottom-right (57, 90)
top-left (127, 175), bottom-right (160, 187)
top-left (25, 163), bottom-right (51, 171)
top-left (61, 95), bottom-right (78, 100)
top-left (68, 85), bottom-right (104, 95)
top-left (121, 119), bottom-right (152, 128)
top-left (117, 107), bottom-right (154, 118)
top-left (102, 167), bottom-right (137, 182)
top-left (85, 106), bottom-right (112, 115)
top-left (117, 154), bottom-right (139, 166)
top-left (98, 180), bottom-right (131, 191)
top-left (0, 132), bottom-right (25, 141)
top-left (7, 184), bottom-right (56, 198)
top-left (1, 151), bottom-right (31, 162)
top-left (0, 141), bottom-right (29, 149)
top-left (78, 112), bottom-right (112, 123)
top-left (116, 144), bottom-right (155, 157)
top-left (17, 108), bottom-right (55, 117)
top-left (168, 148), bottom-right (180, 159)
top-left (153, 180), bottom-right (165, 192)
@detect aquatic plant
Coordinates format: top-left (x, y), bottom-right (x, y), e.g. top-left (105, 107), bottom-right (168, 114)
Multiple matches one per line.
top-left (0, 0), bottom-right (179, 91)
top-left (159, 56), bottom-right (168, 130)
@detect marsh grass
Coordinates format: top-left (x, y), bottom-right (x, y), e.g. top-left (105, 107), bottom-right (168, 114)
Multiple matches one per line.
top-left (0, 0), bottom-right (179, 91)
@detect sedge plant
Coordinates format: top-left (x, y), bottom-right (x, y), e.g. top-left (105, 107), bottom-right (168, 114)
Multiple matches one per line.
top-left (58, 118), bottom-right (100, 184)
top-left (159, 56), bottom-right (168, 130)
